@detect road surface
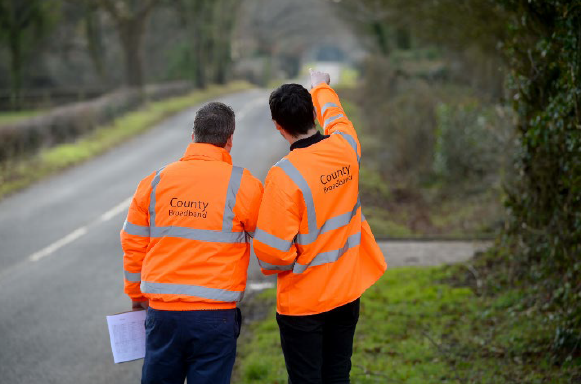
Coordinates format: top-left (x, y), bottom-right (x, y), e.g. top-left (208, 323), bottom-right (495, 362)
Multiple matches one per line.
top-left (0, 86), bottom-right (489, 383)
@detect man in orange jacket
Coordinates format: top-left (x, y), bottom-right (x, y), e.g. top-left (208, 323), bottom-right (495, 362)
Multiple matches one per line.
top-left (253, 70), bottom-right (387, 383)
top-left (121, 102), bottom-right (263, 384)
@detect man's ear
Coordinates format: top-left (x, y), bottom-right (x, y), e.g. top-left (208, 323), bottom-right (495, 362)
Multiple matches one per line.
top-left (191, 132), bottom-right (195, 142)
top-left (224, 134), bottom-right (234, 153)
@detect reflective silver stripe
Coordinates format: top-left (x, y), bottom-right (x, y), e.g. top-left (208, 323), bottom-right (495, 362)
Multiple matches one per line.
top-left (254, 228), bottom-right (293, 251)
top-left (141, 281), bottom-right (244, 302)
top-left (151, 226), bottom-right (246, 243)
top-left (321, 102), bottom-right (339, 117)
top-left (124, 271), bottom-right (141, 282)
top-left (147, 165), bottom-right (247, 244)
top-left (149, 167), bottom-right (165, 227)
top-left (277, 159), bottom-right (361, 246)
top-left (333, 132), bottom-right (360, 163)
top-left (222, 166), bottom-right (244, 231)
top-left (293, 232), bottom-right (361, 274)
top-left (276, 159), bottom-right (318, 234)
top-left (257, 258), bottom-right (294, 271)
top-left (318, 199), bottom-right (361, 235)
top-left (361, 212), bottom-right (367, 222)
top-left (324, 113), bottom-right (344, 128)
top-left (252, 237), bottom-right (293, 271)
top-left (296, 199), bottom-right (361, 246)
top-left (122, 220), bottom-right (150, 237)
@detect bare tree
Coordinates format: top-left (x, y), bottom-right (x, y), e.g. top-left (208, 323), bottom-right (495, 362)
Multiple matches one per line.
top-left (94, 0), bottom-right (159, 89)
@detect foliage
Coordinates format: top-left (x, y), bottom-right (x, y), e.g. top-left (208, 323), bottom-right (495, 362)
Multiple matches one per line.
top-left (339, 0), bottom-right (581, 358)
top-left (434, 102), bottom-right (514, 188)
top-left (498, 0), bottom-right (581, 359)
top-left (235, 266), bottom-right (580, 383)
top-left (339, 92), bottom-right (506, 238)
top-left (0, 81), bottom-right (252, 199)
top-left (0, 0), bottom-right (60, 108)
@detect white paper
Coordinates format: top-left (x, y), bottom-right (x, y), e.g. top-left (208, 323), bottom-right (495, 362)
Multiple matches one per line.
top-left (106, 310), bottom-right (146, 364)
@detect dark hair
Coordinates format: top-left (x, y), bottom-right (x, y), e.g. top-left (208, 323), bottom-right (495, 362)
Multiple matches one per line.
top-left (193, 102), bottom-right (235, 147)
top-left (269, 83), bottom-right (315, 137)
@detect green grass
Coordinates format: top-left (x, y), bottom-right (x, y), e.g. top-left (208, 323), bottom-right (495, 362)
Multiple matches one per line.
top-left (0, 109), bottom-right (44, 125)
top-left (0, 81), bottom-right (253, 199)
top-left (235, 266), bottom-right (579, 383)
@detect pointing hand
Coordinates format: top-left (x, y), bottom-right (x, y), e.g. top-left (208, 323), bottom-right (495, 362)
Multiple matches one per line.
top-left (309, 68), bottom-right (330, 89)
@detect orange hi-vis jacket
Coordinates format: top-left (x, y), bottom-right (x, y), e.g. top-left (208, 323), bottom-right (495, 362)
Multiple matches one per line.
top-left (121, 143), bottom-right (263, 311)
top-left (252, 83), bottom-right (387, 316)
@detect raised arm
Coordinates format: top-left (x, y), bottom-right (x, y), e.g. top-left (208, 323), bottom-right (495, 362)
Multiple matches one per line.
top-left (309, 70), bottom-right (361, 160)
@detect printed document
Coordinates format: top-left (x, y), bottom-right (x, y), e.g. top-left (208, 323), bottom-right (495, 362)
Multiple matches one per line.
top-left (106, 310), bottom-right (146, 363)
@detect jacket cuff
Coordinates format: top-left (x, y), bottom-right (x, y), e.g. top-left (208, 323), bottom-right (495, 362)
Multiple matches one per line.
top-left (310, 83), bottom-right (333, 94)
top-left (131, 297), bottom-right (147, 303)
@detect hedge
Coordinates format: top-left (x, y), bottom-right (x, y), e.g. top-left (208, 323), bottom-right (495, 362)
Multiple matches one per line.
top-left (0, 81), bottom-right (192, 164)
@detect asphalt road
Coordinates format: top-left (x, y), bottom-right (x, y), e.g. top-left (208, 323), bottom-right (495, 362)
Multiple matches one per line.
top-left (0, 88), bottom-right (288, 383)
top-left (0, 85), bottom-right (489, 383)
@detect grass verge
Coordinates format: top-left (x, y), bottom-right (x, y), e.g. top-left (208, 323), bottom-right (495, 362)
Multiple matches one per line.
top-left (0, 109), bottom-right (45, 125)
top-left (0, 81), bottom-right (252, 200)
top-left (235, 265), bottom-right (580, 383)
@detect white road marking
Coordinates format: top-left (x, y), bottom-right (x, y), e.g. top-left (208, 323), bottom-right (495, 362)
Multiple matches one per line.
top-left (29, 227), bottom-right (89, 262)
top-left (28, 197), bottom-right (132, 262)
top-left (23, 91), bottom-right (269, 265)
top-left (99, 197), bottom-right (132, 222)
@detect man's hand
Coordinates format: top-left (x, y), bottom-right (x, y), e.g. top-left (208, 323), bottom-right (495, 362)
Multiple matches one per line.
top-left (309, 68), bottom-right (330, 89)
top-left (132, 300), bottom-right (149, 311)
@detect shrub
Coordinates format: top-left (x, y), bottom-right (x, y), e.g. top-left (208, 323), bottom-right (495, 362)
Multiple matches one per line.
top-left (433, 102), bottom-right (514, 189)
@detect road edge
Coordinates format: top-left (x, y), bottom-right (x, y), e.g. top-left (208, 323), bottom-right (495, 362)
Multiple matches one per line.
top-left (0, 81), bottom-right (255, 201)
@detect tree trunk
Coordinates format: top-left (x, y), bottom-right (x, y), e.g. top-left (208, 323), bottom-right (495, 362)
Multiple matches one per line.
top-left (118, 17), bottom-right (146, 89)
top-left (193, 16), bottom-right (207, 89)
top-left (213, 0), bottom-right (236, 84)
top-left (9, 28), bottom-right (22, 110)
top-left (372, 22), bottom-right (390, 56)
top-left (85, 5), bottom-right (107, 84)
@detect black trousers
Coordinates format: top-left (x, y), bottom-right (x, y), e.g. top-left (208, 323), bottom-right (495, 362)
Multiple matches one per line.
top-left (276, 298), bottom-right (360, 384)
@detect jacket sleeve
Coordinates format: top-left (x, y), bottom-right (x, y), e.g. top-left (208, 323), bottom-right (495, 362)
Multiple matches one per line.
top-left (120, 172), bottom-right (155, 302)
top-left (234, 169), bottom-right (264, 235)
top-left (311, 83), bottom-right (361, 161)
top-left (253, 166), bottom-right (302, 275)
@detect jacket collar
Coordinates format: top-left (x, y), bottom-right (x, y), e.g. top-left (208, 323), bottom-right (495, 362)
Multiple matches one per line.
top-left (180, 143), bottom-right (233, 165)
top-left (290, 131), bottom-right (329, 151)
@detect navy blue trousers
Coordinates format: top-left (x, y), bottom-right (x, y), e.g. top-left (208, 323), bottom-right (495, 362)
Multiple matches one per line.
top-left (142, 307), bottom-right (241, 384)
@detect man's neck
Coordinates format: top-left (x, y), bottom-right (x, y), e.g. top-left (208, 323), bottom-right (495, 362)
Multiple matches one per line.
top-left (288, 128), bottom-right (318, 146)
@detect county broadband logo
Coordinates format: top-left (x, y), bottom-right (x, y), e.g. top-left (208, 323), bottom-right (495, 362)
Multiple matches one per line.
top-left (168, 197), bottom-right (209, 218)
top-left (320, 165), bottom-right (353, 193)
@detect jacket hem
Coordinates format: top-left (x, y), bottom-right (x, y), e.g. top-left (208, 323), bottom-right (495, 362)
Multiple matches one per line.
top-left (149, 300), bottom-right (236, 311)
